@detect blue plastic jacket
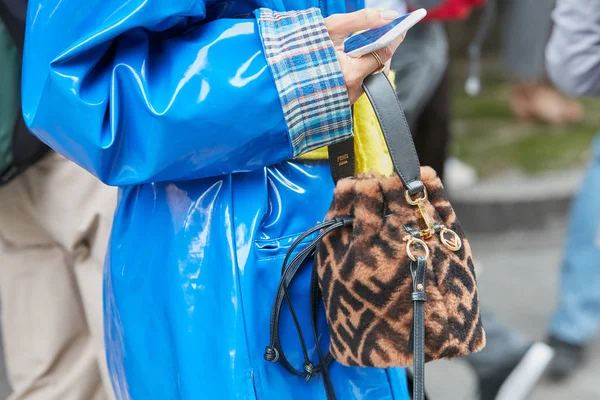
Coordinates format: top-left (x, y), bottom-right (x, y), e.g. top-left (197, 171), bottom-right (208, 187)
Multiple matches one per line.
top-left (22, 0), bottom-right (410, 398)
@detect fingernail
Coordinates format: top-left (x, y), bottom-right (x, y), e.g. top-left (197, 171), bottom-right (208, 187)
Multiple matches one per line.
top-left (381, 10), bottom-right (399, 20)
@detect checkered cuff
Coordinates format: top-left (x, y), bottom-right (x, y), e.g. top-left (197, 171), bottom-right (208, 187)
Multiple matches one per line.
top-left (256, 8), bottom-right (353, 157)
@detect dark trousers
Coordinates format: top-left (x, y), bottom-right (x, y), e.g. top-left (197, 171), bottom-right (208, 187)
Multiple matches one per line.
top-left (409, 69), bottom-right (451, 181)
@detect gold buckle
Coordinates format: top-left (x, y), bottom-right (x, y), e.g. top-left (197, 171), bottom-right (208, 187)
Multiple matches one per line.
top-left (404, 236), bottom-right (430, 261)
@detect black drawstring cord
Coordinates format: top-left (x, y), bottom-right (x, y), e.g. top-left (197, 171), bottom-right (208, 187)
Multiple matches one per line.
top-left (310, 262), bottom-right (336, 399)
top-left (267, 219), bottom-right (342, 349)
top-left (264, 217), bottom-right (352, 398)
top-left (265, 219), bottom-right (340, 365)
top-left (265, 242), bottom-right (318, 376)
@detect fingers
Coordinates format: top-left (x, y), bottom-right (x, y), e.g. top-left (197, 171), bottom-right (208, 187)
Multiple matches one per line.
top-left (325, 8), bottom-right (399, 41)
top-left (328, 10), bottom-right (407, 103)
top-left (388, 32), bottom-right (407, 55)
top-left (354, 32), bottom-right (406, 77)
top-left (356, 52), bottom-right (386, 77)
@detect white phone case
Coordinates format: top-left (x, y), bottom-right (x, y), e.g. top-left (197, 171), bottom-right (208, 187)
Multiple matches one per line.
top-left (346, 8), bottom-right (427, 58)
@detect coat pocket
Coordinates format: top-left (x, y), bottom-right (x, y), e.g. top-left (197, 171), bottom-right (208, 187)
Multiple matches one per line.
top-left (254, 231), bottom-right (315, 262)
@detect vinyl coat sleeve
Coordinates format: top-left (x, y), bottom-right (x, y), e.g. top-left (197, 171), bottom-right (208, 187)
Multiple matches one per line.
top-left (22, 1), bottom-right (352, 185)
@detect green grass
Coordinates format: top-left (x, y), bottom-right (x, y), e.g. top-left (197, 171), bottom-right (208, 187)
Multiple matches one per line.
top-left (450, 60), bottom-right (600, 178)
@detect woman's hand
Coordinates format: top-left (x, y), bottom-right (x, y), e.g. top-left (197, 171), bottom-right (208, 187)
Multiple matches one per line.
top-left (325, 9), bottom-right (406, 103)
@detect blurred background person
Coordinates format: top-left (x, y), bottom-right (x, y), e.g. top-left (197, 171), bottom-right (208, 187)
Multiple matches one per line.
top-left (544, 0), bottom-right (600, 381)
top-left (390, 0), bottom-right (481, 192)
top-left (501, 0), bottom-right (582, 125)
top-left (421, 0), bottom-right (585, 192)
top-left (392, 0), bottom-right (450, 179)
top-left (0, 1), bottom-right (116, 399)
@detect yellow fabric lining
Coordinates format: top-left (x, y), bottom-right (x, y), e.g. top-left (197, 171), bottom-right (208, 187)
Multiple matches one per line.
top-left (297, 71), bottom-right (396, 176)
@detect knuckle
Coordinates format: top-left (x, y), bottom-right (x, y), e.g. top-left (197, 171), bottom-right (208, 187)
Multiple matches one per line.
top-left (380, 45), bottom-right (393, 60)
top-left (363, 8), bottom-right (379, 22)
top-left (324, 19), bottom-right (333, 32)
top-left (324, 15), bottom-right (339, 32)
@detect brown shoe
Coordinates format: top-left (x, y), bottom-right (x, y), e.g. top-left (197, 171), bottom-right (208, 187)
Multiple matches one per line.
top-left (510, 82), bottom-right (584, 125)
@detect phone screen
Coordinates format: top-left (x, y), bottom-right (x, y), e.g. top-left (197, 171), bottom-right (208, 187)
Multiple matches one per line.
top-left (344, 14), bottom-right (411, 53)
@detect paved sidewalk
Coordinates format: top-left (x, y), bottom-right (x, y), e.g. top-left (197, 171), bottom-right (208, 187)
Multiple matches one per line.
top-left (450, 168), bottom-right (583, 233)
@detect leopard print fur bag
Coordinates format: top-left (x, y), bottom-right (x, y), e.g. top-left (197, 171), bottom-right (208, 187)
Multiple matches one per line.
top-left (316, 166), bottom-right (486, 368)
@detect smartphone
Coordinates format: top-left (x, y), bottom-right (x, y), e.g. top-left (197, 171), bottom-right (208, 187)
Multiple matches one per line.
top-left (344, 9), bottom-right (427, 58)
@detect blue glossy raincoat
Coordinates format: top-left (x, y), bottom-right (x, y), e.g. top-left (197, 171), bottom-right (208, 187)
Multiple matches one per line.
top-left (22, 0), bottom-right (410, 398)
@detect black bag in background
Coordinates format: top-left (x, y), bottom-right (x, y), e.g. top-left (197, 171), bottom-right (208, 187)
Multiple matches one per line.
top-left (0, 0), bottom-right (49, 186)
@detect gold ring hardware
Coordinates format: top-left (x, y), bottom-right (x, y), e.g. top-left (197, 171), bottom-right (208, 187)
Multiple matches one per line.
top-left (404, 187), bottom-right (428, 205)
top-left (370, 52), bottom-right (386, 74)
top-left (439, 226), bottom-right (462, 251)
top-left (404, 236), bottom-right (430, 261)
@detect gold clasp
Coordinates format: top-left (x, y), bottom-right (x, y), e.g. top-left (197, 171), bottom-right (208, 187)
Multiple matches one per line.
top-left (404, 187), bottom-right (462, 253)
top-left (405, 187), bottom-right (436, 239)
top-left (416, 201), bottom-right (436, 239)
top-left (404, 187), bottom-right (428, 205)
top-left (404, 236), bottom-right (430, 261)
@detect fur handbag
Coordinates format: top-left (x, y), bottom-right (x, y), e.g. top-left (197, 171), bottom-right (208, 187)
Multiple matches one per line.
top-left (264, 73), bottom-right (485, 400)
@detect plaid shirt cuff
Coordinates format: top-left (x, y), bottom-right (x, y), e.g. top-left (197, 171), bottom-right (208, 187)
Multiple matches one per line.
top-left (256, 8), bottom-right (353, 157)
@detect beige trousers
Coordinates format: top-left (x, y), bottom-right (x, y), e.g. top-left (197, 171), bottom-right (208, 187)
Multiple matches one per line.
top-left (0, 153), bottom-right (116, 400)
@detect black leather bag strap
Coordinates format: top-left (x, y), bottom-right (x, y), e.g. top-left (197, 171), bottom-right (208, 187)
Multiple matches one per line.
top-left (409, 256), bottom-right (428, 400)
top-left (327, 73), bottom-right (424, 195)
top-left (361, 73), bottom-right (424, 195)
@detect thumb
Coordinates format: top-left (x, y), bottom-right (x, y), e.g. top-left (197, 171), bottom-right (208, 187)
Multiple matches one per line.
top-left (325, 9), bottom-right (399, 41)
